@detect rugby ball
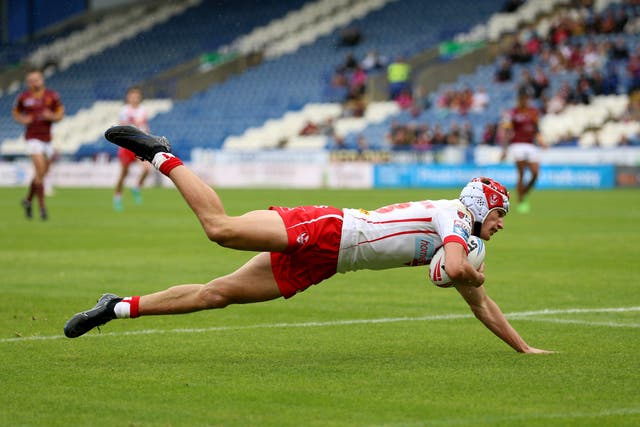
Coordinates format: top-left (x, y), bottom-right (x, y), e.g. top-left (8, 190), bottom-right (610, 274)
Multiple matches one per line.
top-left (428, 236), bottom-right (486, 287)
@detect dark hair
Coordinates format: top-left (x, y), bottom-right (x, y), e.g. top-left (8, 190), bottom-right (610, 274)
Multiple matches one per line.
top-left (126, 86), bottom-right (143, 100)
top-left (26, 67), bottom-right (43, 76)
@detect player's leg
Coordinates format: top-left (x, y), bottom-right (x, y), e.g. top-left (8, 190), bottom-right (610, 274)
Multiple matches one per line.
top-left (30, 153), bottom-right (49, 218)
top-left (104, 125), bottom-right (288, 252)
top-left (132, 160), bottom-right (151, 204)
top-left (114, 162), bottom-right (129, 211)
top-left (63, 252), bottom-right (281, 338)
top-left (137, 252), bottom-right (280, 315)
top-left (514, 160), bottom-right (531, 213)
top-left (166, 165), bottom-right (289, 251)
top-left (515, 160), bottom-right (527, 201)
top-left (522, 160), bottom-right (539, 197)
top-left (42, 148), bottom-right (55, 196)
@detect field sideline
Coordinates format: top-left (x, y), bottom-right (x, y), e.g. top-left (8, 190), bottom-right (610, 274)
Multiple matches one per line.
top-left (1, 186), bottom-right (639, 427)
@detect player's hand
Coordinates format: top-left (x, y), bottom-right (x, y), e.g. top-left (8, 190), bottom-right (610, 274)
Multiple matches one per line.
top-left (20, 114), bottom-right (33, 125)
top-left (41, 109), bottom-right (56, 121)
top-left (522, 346), bottom-right (555, 354)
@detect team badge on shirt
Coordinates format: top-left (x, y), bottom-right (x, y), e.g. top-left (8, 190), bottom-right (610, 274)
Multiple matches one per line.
top-left (296, 232), bottom-right (310, 246)
top-left (453, 219), bottom-right (471, 241)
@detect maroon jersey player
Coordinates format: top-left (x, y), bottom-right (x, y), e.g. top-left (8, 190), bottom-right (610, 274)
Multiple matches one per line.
top-left (500, 89), bottom-right (543, 213)
top-left (12, 69), bottom-right (64, 220)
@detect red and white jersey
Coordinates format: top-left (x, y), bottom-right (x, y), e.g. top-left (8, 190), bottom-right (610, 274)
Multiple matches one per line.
top-left (337, 199), bottom-right (473, 273)
top-left (119, 104), bottom-right (149, 132)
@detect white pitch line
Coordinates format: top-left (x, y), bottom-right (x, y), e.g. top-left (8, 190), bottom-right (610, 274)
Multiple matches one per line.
top-left (2, 306), bottom-right (639, 344)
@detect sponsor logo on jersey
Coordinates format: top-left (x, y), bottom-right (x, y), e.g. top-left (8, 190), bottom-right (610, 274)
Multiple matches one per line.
top-left (296, 232), bottom-right (309, 246)
top-left (453, 219), bottom-right (470, 240)
top-left (406, 238), bottom-right (432, 266)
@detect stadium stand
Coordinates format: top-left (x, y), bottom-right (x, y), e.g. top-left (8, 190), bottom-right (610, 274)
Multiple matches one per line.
top-left (1, 0), bottom-right (639, 161)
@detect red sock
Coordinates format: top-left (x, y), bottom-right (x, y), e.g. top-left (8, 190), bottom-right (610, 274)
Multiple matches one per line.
top-left (152, 153), bottom-right (183, 176)
top-left (114, 296), bottom-right (141, 318)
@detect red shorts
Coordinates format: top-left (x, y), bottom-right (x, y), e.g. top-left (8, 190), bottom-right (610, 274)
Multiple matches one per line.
top-left (269, 206), bottom-right (343, 298)
top-left (117, 147), bottom-right (137, 166)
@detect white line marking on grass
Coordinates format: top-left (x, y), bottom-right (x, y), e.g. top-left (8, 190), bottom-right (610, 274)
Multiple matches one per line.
top-left (2, 306), bottom-right (639, 344)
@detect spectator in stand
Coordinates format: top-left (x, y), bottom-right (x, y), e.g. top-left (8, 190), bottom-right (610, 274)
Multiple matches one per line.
top-left (299, 120), bottom-right (320, 136)
top-left (572, 75), bottom-right (595, 104)
top-left (495, 58), bottom-right (513, 82)
top-left (460, 122), bottom-right (475, 146)
top-left (521, 27), bottom-right (542, 57)
top-left (356, 134), bottom-right (369, 153)
top-left (446, 123), bottom-right (461, 146)
top-left (624, 91), bottom-right (640, 121)
top-left (388, 121), bottom-right (413, 150)
top-left (408, 85), bottom-right (430, 118)
top-left (610, 36), bottom-right (630, 61)
top-left (458, 87), bottom-right (474, 115)
top-left (589, 70), bottom-right (606, 95)
top-left (603, 62), bottom-right (620, 94)
top-left (339, 26), bottom-right (362, 47)
top-left (546, 85), bottom-right (570, 114)
top-left (343, 85), bottom-right (367, 118)
top-left (361, 50), bottom-right (386, 72)
top-left (517, 69), bottom-right (537, 98)
top-left (319, 117), bottom-right (336, 138)
top-left (532, 66), bottom-right (550, 98)
top-left (471, 86), bottom-right (490, 112)
top-left (396, 87), bottom-right (414, 110)
top-left (482, 122), bottom-right (498, 145)
top-left (413, 124), bottom-right (432, 151)
top-left (539, 45), bottom-right (564, 74)
top-left (507, 40), bottom-right (533, 64)
top-left (567, 41), bottom-right (585, 70)
top-left (387, 56), bottom-right (411, 100)
top-left (582, 40), bottom-right (606, 73)
top-left (350, 64), bottom-right (368, 96)
top-left (598, 9), bottom-right (618, 33)
top-left (501, 0), bottom-right (525, 12)
top-left (614, 7), bottom-right (629, 32)
top-left (339, 53), bottom-right (358, 73)
top-left (627, 48), bottom-right (640, 93)
top-left (431, 124), bottom-right (448, 146)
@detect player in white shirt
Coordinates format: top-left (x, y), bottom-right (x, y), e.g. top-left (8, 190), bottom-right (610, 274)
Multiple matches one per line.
top-left (113, 87), bottom-right (153, 211)
top-left (65, 126), bottom-right (552, 354)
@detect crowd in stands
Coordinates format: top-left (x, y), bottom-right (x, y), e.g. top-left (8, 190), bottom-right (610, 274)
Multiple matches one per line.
top-left (310, 0), bottom-right (640, 153)
top-left (329, 51), bottom-right (379, 118)
top-left (386, 120), bottom-right (476, 151)
top-left (373, 0), bottom-right (640, 152)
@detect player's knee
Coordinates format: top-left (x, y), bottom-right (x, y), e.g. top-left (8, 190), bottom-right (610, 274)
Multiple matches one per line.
top-left (202, 215), bottom-right (236, 245)
top-left (198, 284), bottom-right (231, 309)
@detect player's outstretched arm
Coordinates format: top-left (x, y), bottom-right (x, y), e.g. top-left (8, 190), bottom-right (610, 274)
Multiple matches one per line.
top-left (455, 284), bottom-right (553, 354)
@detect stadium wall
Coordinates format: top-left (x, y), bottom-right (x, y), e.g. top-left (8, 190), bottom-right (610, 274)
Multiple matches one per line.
top-left (1, 147), bottom-right (639, 189)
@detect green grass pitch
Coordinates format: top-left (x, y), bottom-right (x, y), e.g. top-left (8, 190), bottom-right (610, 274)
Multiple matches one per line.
top-left (1, 186), bottom-right (639, 427)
